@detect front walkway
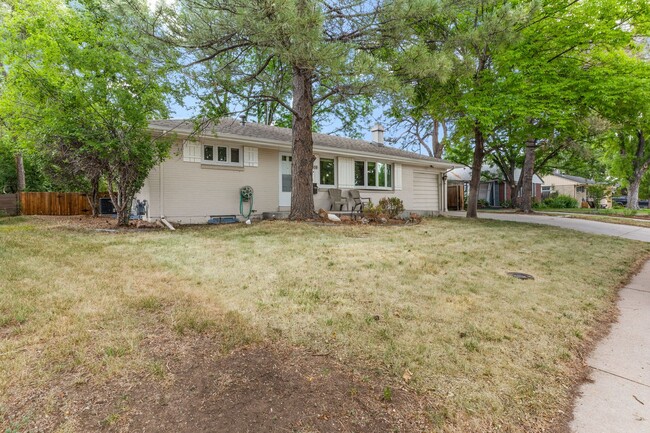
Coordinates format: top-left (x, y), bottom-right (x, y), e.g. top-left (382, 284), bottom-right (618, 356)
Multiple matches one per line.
top-left (445, 211), bottom-right (650, 242)
top-left (571, 261), bottom-right (650, 433)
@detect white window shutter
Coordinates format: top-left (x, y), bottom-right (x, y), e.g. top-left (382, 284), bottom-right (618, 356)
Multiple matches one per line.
top-left (244, 147), bottom-right (258, 167)
top-left (394, 163), bottom-right (403, 190)
top-left (338, 157), bottom-right (354, 188)
top-left (183, 141), bottom-right (201, 163)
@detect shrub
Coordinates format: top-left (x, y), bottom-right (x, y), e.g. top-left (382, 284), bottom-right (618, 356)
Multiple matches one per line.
top-left (500, 199), bottom-right (512, 209)
top-left (477, 199), bottom-right (489, 209)
top-left (377, 197), bottom-right (404, 218)
top-left (543, 194), bottom-right (578, 209)
top-left (623, 208), bottom-right (638, 217)
top-left (362, 202), bottom-right (382, 219)
top-left (612, 202), bottom-right (624, 209)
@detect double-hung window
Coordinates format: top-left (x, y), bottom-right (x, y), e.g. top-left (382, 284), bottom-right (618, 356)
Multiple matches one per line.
top-left (318, 157), bottom-right (335, 186)
top-left (203, 144), bottom-right (242, 166)
top-left (354, 160), bottom-right (392, 189)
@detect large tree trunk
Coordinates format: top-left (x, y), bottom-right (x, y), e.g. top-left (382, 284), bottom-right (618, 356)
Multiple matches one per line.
top-left (289, 65), bottom-right (316, 220)
top-left (15, 152), bottom-right (25, 192)
top-left (432, 119), bottom-right (441, 159)
top-left (466, 125), bottom-right (485, 218)
top-left (627, 130), bottom-right (648, 210)
top-left (509, 183), bottom-right (520, 208)
top-left (86, 175), bottom-right (100, 217)
top-left (627, 173), bottom-right (642, 210)
top-left (106, 177), bottom-right (131, 227)
top-left (431, 118), bottom-right (447, 159)
top-left (519, 138), bottom-right (536, 213)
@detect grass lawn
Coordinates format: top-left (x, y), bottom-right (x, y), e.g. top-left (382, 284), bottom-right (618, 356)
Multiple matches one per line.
top-left (1, 216), bottom-right (649, 432)
top-left (539, 207), bottom-right (650, 216)
top-left (558, 214), bottom-right (650, 229)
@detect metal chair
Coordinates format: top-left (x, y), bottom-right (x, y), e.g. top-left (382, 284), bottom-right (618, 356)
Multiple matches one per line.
top-left (328, 188), bottom-right (347, 211)
top-left (348, 189), bottom-right (371, 213)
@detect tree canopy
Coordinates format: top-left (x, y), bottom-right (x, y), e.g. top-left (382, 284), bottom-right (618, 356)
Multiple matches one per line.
top-left (0, 0), bottom-right (174, 224)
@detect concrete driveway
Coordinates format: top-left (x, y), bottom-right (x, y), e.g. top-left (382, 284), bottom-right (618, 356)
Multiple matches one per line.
top-left (445, 211), bottom-right (650, 243)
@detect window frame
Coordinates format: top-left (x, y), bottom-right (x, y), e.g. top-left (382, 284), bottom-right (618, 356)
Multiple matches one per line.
top-left (202, 144), bottom-right (244, 167)
top-left (354, 159), bottom-right (393, 190)
top-left (315, 156), bottom-right (336, 187)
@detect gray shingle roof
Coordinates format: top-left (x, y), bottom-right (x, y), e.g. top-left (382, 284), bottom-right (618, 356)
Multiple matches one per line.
top-left (551, 171), bottom-right (596, 185)
top-left (149, 118), bottom-right (455, 165)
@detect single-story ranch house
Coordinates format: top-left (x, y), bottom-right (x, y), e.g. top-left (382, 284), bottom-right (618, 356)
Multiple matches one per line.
top-left (541, 171), bottom-right (596, 203)
top-left (137, 118), bottom-right (457, 224)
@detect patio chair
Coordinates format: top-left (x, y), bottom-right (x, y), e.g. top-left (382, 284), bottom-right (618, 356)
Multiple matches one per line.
top-left (328, 188), bottom-right (347, 211)
top-left (348, 189), bottom-right (371, 213)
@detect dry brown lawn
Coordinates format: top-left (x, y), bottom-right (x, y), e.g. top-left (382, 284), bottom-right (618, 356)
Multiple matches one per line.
top-left (1, 215), bottom-right (649, 432)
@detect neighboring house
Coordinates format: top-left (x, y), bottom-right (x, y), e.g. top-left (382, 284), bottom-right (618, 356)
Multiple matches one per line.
top-left (447, 166), bottom-right (543, 208)
top-left (137, 118), bottom-right (457, 224)
top-left (541, 171), bottom-right (596, 204)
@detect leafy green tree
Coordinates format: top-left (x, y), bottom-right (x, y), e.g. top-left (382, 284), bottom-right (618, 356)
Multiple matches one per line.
top-left (589, 49), bottom-right (650, 209)
top-left (387, 0), bottom-right (645, 216)
top-left (0, 0), bottom-right (173, 224)
top-left (384, 0), bottom-right (541, 217)
top-left (133, 0), bottom-right (383, 219)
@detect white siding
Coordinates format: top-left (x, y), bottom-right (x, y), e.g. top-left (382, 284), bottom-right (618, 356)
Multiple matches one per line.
top-left (412, 171), bottom-right (439, 211)
top-left (141, 138), bottom-right (446, 222)
top-left (143, 142), bottom-right (278, 224)
top-left (312, 165), bottom-right (442, 215)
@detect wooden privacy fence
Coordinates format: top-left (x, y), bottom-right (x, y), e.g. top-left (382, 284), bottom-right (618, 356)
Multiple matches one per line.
top-left (447, 184), bottom-right (464, 211)
top-left (0, 194), bottom-right (19, 216)
top-left (19, 192), bottom-right (94, 216)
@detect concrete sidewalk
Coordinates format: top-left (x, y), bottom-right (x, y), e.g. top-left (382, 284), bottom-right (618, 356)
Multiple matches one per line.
top-left (571, 261), bottom-right (650, 433)
top-left (445, 211), bottom-right (650, 243)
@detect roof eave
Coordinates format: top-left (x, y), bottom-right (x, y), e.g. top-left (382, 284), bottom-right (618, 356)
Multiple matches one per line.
top-left (149, 125), bottom-right (457, 168)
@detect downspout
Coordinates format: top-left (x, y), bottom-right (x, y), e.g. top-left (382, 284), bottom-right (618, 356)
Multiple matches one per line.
top-left (159, 162), bottom-right (164, 219)
top-left (157, 162), bottom-right (175, 231)
top-left (442, 167), bottom-right (455, 212)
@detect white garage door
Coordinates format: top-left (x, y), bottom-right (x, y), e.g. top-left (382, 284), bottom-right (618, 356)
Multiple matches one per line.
top-left (413, 171), bottom-right (439, 211)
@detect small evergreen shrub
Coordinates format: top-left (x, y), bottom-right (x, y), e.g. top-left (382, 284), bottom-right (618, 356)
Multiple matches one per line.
top-left (543, 195), bottom-right (578, 209)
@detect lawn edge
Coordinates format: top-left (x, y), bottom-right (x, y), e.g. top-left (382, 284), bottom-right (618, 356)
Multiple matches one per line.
top-left (552, 252), bottom-right (650, 433)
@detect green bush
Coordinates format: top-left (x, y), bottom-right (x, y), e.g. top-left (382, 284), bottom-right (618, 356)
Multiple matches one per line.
top-left (612, 202), bottom-right (624, 209)
top-left (477, 199), bottom-right (489, 209)
top-left (362, 202), bottom-right (381, 219)
top-left (377, 197), bottom-right (405, 218)
top-left (623, 208), bottom-right (638, 217)
top-left (500, 199), bottom-right (512, 208)
top-left (543, 194), bottom-right (578, 209)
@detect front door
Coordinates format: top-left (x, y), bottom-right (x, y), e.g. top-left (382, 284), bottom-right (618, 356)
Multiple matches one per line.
top-left (279, 153), bottom-right (292, 207)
